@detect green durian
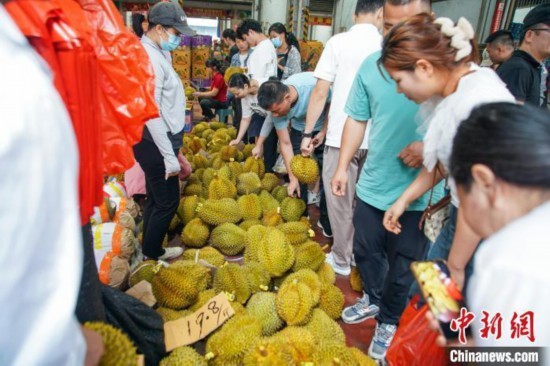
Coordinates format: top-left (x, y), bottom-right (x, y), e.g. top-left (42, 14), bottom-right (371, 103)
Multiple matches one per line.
top-left (197, 198), bottom-right (242, 226)
top-left (83, 322), bottom-right (137, 366)
top-left (246, 292), bottom-right (284, 336)
top-left (210, 223), bottom-right (246, 256)
top-left (160, 346), bottom-right (207, 366)
top-left (238, 194), bottom-right (263, 221)
top-left (180, 218), bottom-right (210, 248)
top-left (280, 197), bottom-right (306, 222)
top-left (213, 263), bottom-right (251, 304)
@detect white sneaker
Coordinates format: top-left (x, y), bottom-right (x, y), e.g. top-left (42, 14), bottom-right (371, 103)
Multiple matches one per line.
top-left (307, 190), bottom-right (320, 205)
top-left (325, 252), bottom-right (351, 276)
top-left (158, 247), bottom-right (183, 261)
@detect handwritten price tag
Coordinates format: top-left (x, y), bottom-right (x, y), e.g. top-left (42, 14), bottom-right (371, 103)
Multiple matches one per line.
top-left (164, 292), bottom-right (235, 351)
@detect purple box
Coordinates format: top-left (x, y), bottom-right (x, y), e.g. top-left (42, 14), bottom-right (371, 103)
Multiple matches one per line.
top-left (179, 35), bottom-right (192, 47)
top-left (191, 35), bottom-right (212, 48)
top-left (191, 78), bottom-right (212, 89)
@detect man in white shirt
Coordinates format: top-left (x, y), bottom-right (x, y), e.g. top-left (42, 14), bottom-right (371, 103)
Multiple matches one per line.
top-left (237, 19), bottom-right (278, 80)
top-left (237, 18), bottom-right (279, 172)
top-left (301, 0), bottom-right (384, 276)
top-left (0, 6), bottom-right (99, 365)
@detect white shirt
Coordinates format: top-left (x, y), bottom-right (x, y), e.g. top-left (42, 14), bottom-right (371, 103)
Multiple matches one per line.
top-left (468, 201), bottom-right (550, 355)
top-left (242, 93), bottom-right (267, 119)
top-left (247, 38), bottom-right (278, 81)
top-left (314, 23), bottom-right (382, 149)
top-left (421, 64), bottom-right (515, 206)
top-left (142, 35), bottom-right (186, 174)
top-left (0, 6), bottom-right (85, 365)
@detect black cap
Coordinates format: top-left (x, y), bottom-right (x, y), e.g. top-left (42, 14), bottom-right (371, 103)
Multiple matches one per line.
top-left (523, 4), bottom-right (550, 29)
top-left (148, 2), bottom-right (196, 36)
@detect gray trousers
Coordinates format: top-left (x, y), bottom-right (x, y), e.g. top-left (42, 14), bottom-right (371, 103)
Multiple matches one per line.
top-left (322, 145), bottom-right (367, 267)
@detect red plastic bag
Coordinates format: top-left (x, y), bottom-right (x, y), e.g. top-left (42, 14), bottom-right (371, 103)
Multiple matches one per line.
top-left (386, 296), bottom-right (449, 366)
top-left (78, 0), bottom-right (158, 174)
top-left (6, 0), bottom-right (104, 223)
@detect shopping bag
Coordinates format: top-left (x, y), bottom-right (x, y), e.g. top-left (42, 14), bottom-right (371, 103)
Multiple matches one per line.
top-left (386, 296), bottom-right (449, 366)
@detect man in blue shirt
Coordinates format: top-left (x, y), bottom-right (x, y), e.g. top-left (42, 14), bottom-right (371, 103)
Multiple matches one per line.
top-left (257, 72), bottom-right (332, 234)
top-left (331, 0), bottom-right (438, 360)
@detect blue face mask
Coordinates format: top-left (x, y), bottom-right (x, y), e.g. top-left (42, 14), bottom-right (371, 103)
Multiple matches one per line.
top-left (160, 29), bottom-right (181, 51)
top-left (271, 36), bottom-right (282, 48)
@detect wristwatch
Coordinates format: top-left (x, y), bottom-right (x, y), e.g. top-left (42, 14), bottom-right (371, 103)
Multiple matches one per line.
top-left (302, 131), bottom-right (313, 138)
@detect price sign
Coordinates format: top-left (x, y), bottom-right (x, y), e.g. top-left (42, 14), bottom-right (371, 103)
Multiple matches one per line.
top-left (164, 293), bottom-right (235, 351)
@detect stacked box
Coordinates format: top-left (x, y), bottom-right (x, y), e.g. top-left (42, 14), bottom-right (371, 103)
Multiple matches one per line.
top-left (299, 40), bottom-right (324, 71)
top-left (172, 35), bottom-right (192, 85)
top-left (191, 35), bottom-right (212, 88)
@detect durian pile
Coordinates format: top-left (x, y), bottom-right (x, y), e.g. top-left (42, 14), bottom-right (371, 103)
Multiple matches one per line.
top-left (129, 121), bottom-right (377, 365)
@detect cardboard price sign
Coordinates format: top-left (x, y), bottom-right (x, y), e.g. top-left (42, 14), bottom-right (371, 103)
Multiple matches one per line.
top-left (164, 293), bottom-right (235, 351)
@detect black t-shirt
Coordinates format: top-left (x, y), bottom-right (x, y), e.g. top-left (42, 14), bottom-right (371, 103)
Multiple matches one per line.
top-left (497, 50), bottom-right (545, 107)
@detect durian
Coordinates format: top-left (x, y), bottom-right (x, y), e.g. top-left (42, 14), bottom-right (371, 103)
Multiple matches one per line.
top-left (205, 315), bottom-right (262, 365)
top-left (283, 269), bottom-right (322, 304)
top-left (237, 172), bottom-right (262, 195)
top-left (278, 221), bottom-right (311, 246)
top-left (246, 292), bottom-right (284, 336)
top-left (128, 260), bottom-right (157, 287)
top-left (243, 156), bottom-right (265, 178)
top-left (238, 194), bottom-right (263, 221)
top-left (350, 266), bottom-right (363, 293)
top-left (160, 346), bottom-right (207, 366)
top-left (319, 284), bottom-right (345, 320)
top-left (256, 228), bottom-right (295, 277)
top-left (209, 223), bottom-right (246, 256)
top-left (208, 174), bottom-right (237, 199)
top-left (290, 155), bottom-right (319, 184)
top-left (261, 173), bottom-right (280, 192)
top-left (317, 262), bottom-right (337, 285)
top-left (276, 279), bottom-right (315, 326)
top-left (303, 309), bottom-right (346, 345)
top-left (312, 342), bottom-right (359, 366)
top-left (213, 263), bottom-right (251, 304)
top-left (83, 322), bottom-right (137, 366)
top-left (280, 197), bottom-right (306, 222)
top-left (197, 198), bottom-right (242, 226)
top-left (180, 218), bottom-right (210, 248)
top-left (292, 240), bottom-right (326, 271)
top-left (182, 247), bottom-right (225, 267)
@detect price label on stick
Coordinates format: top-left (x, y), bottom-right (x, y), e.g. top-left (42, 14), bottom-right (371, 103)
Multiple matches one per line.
top-left (164, 292), bottom-right (235, 351)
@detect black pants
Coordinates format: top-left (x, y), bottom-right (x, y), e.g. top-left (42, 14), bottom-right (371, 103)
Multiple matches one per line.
top-left (133, 132), bottom-right (180, 259)
top-left (289, 128), bottom-right (331, 232)
top-left (199, 98), bottom-right (227, 120)
top-left (76, 222), bottom-right (106, 323)
top-left (353, 199), bottom-right (428, 325)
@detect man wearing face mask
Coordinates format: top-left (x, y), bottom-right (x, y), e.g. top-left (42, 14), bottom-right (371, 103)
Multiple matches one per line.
top-left (135, 2), bottom-right (195, 261)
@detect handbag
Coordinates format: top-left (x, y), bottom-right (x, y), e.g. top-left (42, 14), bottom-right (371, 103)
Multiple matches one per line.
top-left (419, 166), bottom-right (451, 243)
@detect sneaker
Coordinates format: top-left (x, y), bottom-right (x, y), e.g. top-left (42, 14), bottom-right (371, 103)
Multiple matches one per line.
top-left (317, 221), bottom-right (333, 238)
top-left (341, 293), bottom-right (380, 324)
top-left (158, 247), bottom-right (183, 261)
top-left (307, 190), bottom-right (321, 205)
top-left (368, 322), bottom-right (398, 360)
top-left (325, 252), bottom-right (351, 276)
